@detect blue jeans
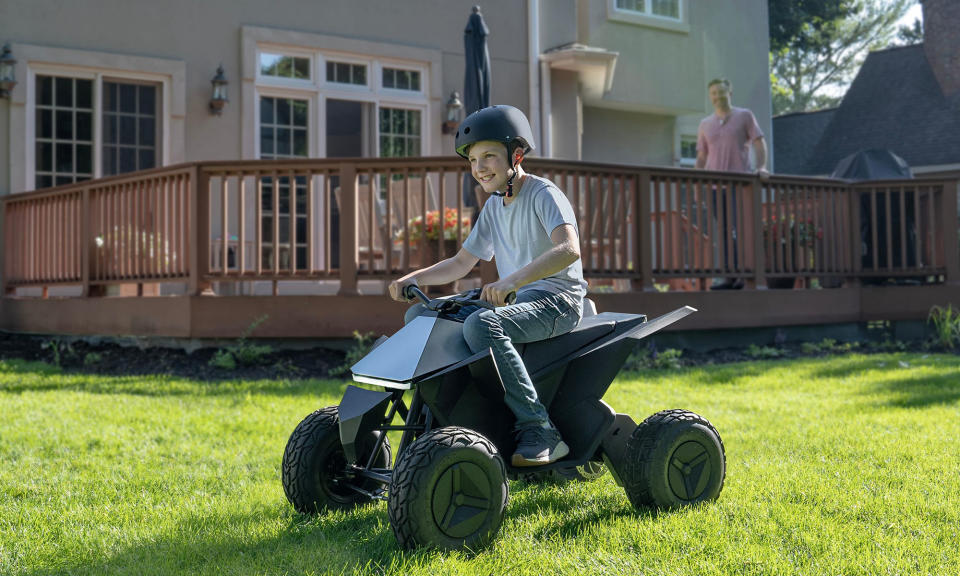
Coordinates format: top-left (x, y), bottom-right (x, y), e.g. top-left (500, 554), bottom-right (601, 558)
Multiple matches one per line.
top-left (405, 290), bottom-right (582, 428)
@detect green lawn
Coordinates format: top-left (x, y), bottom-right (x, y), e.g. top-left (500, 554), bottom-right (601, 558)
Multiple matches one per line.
top-left (2, 353), bottom-right (959, 576)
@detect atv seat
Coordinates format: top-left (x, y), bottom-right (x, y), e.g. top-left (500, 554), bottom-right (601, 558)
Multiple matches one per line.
top-left (520, 314), bottom-right (616, 375)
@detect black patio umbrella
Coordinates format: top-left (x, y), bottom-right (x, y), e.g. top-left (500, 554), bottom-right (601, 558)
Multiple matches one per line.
top-left (462, 5), bottom-right (491, 213)
top-left (831, 149), bottom-right (916, 270)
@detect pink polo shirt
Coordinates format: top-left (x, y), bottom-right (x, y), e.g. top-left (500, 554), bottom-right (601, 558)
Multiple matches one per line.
top-left (697, 107), bottom-right (764, 173)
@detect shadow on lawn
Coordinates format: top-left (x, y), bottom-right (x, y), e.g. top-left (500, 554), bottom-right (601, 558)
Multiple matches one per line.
top-left (19, 485), bottom-right (664, 576)
top-left (0, 358), bottom-right (348, 399)
top-left (805, 353), bottom-right (960, 408)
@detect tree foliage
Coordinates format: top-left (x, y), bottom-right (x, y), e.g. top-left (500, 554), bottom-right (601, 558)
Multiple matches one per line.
top-left (770, 0), bottom-right (915, 115)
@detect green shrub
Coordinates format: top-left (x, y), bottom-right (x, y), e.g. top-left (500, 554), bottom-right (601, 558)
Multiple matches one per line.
top-left (83, 352), bottom-right (102, 367)
top-left (928, 304), bottom-right (960, 349)
top-left (330, 331), bottom-right (379, 377)
top-left (208, 315), bottom-right (271, 370)
top-left (746, 344), bottom-right (786, 359)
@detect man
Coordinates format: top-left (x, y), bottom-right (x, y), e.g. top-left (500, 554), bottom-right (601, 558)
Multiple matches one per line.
top-left (388, 105), bottom-right (586, 467)
top-left (696, 78), bottom-right (769, 289)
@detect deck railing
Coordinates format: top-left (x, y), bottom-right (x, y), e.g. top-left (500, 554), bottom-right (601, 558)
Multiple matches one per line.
top-left (3, 158), bottom-right (958, 297)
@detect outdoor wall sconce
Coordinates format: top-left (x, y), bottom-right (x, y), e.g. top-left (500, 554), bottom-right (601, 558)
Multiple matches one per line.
top-left (442, 90), bottom-right (463, 134)
top-left (0, 44), bottom-right (17, 99)
top-left (209, 64), bottom-right (228, 115)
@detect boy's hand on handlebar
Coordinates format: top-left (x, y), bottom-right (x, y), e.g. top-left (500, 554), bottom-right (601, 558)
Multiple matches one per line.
top-left (480, 280), bottom-right (517, 307)
top-left (389, 279), bottom-right (418, 302)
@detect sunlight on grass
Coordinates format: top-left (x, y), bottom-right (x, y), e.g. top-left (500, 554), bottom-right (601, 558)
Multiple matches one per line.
top-left (2, 353), bottom-right (959, 575)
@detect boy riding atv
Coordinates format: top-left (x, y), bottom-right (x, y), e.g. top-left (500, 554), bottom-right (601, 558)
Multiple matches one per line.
top-left (389, 105), bottom-right (585, 468)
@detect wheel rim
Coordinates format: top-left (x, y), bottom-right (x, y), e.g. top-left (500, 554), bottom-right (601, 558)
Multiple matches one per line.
top-left (667, 440), bottom-right (713, 501)
top-left (318, 447), bottom-right (359, 504)
top-left (431, 462), bottom-right (493, 539)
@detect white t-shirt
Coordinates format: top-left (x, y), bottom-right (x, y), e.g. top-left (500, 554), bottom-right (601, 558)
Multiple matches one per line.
top-left (463, 174), bottom-right (587, 301)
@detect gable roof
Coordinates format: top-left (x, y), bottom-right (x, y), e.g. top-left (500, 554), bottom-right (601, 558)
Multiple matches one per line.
top-left (804, 44), bottom-right (960, 175)
top-left (772, 108), bottom-right (836, 175)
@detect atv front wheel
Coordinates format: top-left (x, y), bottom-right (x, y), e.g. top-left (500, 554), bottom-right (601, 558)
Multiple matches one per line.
top-left (388, 426), bottom-right (508, 550)
top-left (282, 406), bottom-right (391, 513)
top-left (622, 409), bottom-right (725, 509)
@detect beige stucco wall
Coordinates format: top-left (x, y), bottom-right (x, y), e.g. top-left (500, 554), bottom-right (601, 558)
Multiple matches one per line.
top-left (581, 106), bottom-right (674, 166)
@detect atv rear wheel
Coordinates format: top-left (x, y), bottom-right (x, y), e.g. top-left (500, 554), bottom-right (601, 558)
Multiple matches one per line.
top-left (388, 426), bottom-right (508, 550)
top-left (282, 406), bottom-right (391, 513)
top-left (622, 409), bottom-right (725, 509)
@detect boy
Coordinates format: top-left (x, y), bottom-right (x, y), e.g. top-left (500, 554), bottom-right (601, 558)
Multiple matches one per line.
top-left (388, 105), bottom-right (587, 467)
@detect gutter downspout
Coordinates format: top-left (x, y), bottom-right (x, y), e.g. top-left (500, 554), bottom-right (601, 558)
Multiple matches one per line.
top-left (540, 60), bottom-right (552, 157)
top-left (528, 0), bottom-right (542, 156)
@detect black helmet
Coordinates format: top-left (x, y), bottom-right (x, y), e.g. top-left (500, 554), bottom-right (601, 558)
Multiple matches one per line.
top-left (455, 105), bottom-right (536, 159)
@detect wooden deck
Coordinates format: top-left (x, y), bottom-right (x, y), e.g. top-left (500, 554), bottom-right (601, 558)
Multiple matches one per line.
top-left (2, 158), bottom-right (958, 339)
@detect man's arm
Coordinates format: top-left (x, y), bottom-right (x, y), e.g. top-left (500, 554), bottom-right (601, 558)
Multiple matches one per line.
top-left (480, 224), bottom-right (581, 305)
top-left (695, 127), bottom-right (708, 169)
top-left (388, 248), bottom-right (479, 301)
top-left (753, 136), bottom-right (769, 177)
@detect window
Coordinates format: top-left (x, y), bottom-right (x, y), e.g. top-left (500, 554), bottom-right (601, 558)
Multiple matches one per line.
top-left (35, 76), bottom-right (94, 188)
top-left (259, 96), bottom-right (309, 271)
top-left (615, 0), bottom-right (680, 20)
top-left (382, 68), bottom-right (421, 92)
top-left (680, 135), bottom-right (697, 166)
top-left (103, 81), bottom-right (159, 175)
top-left (326, 61), bottom-right (367, 86)
top-left (379, 108), bottom-right (421, 158)
top-left (259, 52), bottom-right (310, 80)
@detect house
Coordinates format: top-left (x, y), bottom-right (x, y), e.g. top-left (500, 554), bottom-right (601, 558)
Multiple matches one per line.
top-left (773, 0), bottom-right (960, 176)
top-left (0, 0), bottom-right (772, 195)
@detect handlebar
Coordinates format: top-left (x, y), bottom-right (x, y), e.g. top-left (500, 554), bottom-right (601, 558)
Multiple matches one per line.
top-left (401, 284), bottom-right (516, 310)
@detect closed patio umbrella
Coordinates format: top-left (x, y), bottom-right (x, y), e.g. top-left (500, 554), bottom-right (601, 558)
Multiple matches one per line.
top-left (462, 5), bottom-right (491, 213)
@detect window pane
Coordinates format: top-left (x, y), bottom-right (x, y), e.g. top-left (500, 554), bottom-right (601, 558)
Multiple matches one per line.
top-left (292, 100), bottom-right (308, 127)
top-left (353, 64), bottom-right (366, 85)
top-left (37, 109), bottom-right (53, 139)
top-left (103, 146), bottom-right (116, 175)
top-left (104, 82), bottom-right (117, 112)
top-left (139, 149), bottom-right (155, 170)
top-left (326, 61), bottom-right (335, 82)
top-left (260, 53), bottom-right (282, 76)
top-left (119, 116), bottom-right (136, 145)
top-left (410, 71), bottom-right (421, 91)
top-left (76, 144), bottom-right (92, 174)
top-left (37, 175), bottom-right (53, 189)
top-left (294, 57), bottom-right (310, 79)
top-left (76, 79), bottom-right (93, 109)
top-left (38, 76), bottom-right (53, 106)
top-left (139, 85), bottom-right (156, 114)
top-left (104, 115), bottom-right (117, 144)
top-left (260, 127), bottom-right (274, 156)
top-left (260, 97), bottom-right (274, 124)
top-left (56, 176), bottom-right (73, 187)
top-left (397, 70), bottom-right (410, 91)
top-left (119, 84), bottom-right (137, 113)
top-left (56, 110), bottom-right (74, 140)
top-left (56, 143), bottom-right (74, 173)
top-left (296, 247), bottom-right (307, 270)
top-left (653, 0), bottom-right (678, 18)
top-left (276, 98), bottom-right (290, 125)
top-left (336, 63), bottom-right (350, 83)
top-left (119, 147), bottom-right (136, 173)
top-left (76, 111), bottom-right (92, 141)
top-left (56, 77), bottom-right (73, 107)
top-left (38, 142), bottom-right (53, 171)
top-left (139, 117), bottom-right (155, 146)
top-left (409, 110), bottom-right (420, 133)
top-left (277, 128), bottom-right (291, 155)
top-left (383, 68), bottom-right (394, 89)
top-left (293, 129), bottom-right (307, 157)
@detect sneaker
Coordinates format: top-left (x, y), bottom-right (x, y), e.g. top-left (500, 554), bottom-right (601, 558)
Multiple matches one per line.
top-left (511, 425), bottom-right (569, 467)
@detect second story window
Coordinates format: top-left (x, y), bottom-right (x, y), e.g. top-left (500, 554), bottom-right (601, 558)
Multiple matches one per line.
top-left (615, 0), bottom-right (680, 21)
top-left (327, 61), bottom-right (367, 86)
top-left (382, 68), bottom-right (421, 92)
top-left (260, 52), bottom-right (311, 80)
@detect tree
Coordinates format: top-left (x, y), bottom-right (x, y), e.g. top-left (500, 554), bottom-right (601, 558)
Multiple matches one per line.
top-left (768, 0), bottom-right (855, 53)
top-left (770, 0), bottom-right (914, 115)
top-left (895, 17), bottom-right (923, 46)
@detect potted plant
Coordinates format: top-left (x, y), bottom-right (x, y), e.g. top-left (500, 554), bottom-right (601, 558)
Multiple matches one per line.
top-left (762, 215), bottom-right (822, 289)
top-left (396, 207), bottom-right (471, 263)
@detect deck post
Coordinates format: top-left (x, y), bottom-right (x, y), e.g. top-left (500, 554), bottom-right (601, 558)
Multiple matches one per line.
top-left (0, 198), bottom-right (7, 296)
top-left (632, 171), bottom-right (654, 291)
top-left (943, 179), bottom-right (960, 285)
top-left (338, 163), bottom-right (359, 296)
top-left (189, 164), bottom-right (213, 296)
top-left (751, 177), bottom-right (766, 289)
top-left (848, 186), bottom-right (862, 287)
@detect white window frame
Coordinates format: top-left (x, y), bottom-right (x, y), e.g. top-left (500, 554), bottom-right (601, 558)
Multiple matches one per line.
top-left (26, 63), bottom-right (173, 190)
top-left (607, 0), bottom-right (690, 33)
top-left (377, 63), bottom-right (426, 96)
top-left (678, 134), bottom-right (697, 167)
top-left (254, 86), bottom-right (318, 160)
top-left (320, 53), bottom-right (373, 92)
top-left (375, 101), bottom-right (428, 158)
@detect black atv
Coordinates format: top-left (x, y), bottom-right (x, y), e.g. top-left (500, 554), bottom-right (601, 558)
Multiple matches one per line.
top-left (282, 287), bottom-right (725, 550)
